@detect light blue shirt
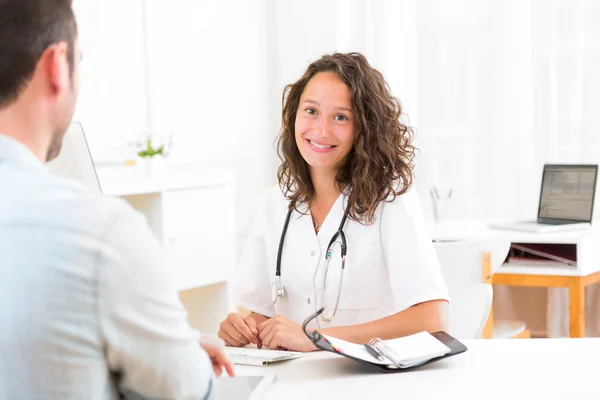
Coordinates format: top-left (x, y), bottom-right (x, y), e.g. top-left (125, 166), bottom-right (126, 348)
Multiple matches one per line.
top-left (0, 134), bottom-right (214, 399)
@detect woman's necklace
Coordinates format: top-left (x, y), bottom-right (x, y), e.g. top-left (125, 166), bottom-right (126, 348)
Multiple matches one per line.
top-left (311, 214), bottom-right (321, 234)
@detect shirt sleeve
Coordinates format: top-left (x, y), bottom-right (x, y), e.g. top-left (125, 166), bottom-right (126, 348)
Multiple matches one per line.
top-left (98, 204), bottom-right (214, 400)
top-left (232, 192), bottom-right (276, 317)
top-left (381, 188), bottom-right (449, 312)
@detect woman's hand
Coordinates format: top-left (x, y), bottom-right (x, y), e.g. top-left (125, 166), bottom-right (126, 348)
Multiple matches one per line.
top-left (257, 315), bottom-right (317, 352)
top-left (218, 313), bottom-right (260, 347)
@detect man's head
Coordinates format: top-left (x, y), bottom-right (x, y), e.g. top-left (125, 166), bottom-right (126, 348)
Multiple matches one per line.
top-left (0, 0), bottom-right (79, 162)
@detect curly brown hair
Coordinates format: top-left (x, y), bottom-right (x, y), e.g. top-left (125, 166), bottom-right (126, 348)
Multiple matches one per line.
top-left (276, 52), bottom-right (416, 224)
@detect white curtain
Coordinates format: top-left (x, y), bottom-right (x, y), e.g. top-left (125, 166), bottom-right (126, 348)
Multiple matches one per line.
top-left (375, 0), bottom-right (600, 222)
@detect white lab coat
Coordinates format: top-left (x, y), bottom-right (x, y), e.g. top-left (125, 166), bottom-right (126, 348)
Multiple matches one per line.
top-left (234, 185), bottom-right (449, 329)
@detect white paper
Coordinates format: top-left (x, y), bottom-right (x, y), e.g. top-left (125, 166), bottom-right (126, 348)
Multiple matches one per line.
top-left (321, 331), bottom-right (451, 368)
top-left (321, 334), bottom-right (388, 365)
top-left (383, 332), bottom-right (451, 365)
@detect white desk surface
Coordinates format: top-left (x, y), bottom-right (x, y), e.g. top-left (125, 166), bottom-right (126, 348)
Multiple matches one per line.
top-left (432, 219), bottom-right (600, 277)
top-left (433, 219), bottom-right (597, 244)
top-left (497, 228), bottom-right (596, 244)
top-left (496, 263), bottom-right (585, 277)
top-left (232, 339), bottom-right (600, 400)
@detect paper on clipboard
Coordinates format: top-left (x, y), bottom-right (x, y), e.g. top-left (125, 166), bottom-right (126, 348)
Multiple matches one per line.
top-left (320, 331), bottom-right (451, 368)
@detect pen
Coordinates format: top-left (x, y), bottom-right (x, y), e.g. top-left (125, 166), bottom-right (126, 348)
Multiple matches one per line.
top-left (364, 344), bottom-right (384, 361)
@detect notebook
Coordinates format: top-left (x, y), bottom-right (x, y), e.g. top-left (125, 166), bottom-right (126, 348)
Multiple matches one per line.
top-left (302, 308), bottom-right (467, 373)
top-left (224, 347), bottom-right (303, 366)
top-left (321, 331), bottom-right (451, 369)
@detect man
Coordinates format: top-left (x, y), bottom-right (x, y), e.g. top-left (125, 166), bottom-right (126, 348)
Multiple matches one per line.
top-left (0, 1), bottom-right (232, 398)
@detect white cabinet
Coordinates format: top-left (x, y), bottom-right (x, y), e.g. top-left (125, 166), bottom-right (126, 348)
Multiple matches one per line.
top-left (98, 167), bottom-right (235, 292)
top-left (163, 187), bottom-right (231, 291)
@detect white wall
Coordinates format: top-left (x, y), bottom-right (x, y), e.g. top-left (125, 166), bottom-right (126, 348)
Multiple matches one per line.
top-left (72, 0), bottom-right (149, 158)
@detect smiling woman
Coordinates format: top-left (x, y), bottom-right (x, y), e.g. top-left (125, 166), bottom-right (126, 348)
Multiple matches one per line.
top-left (277, 53), bottom-right (416, 226)
top-left (219, 52), bottom-right (449, 352)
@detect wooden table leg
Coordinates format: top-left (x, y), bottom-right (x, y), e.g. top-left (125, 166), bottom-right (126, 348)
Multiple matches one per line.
top-left (481, 252), bottom-right (493, 339)
top-left (483, 306), bottom-right (494, 339)
top-left (568, 277), bottom-right (585, 338)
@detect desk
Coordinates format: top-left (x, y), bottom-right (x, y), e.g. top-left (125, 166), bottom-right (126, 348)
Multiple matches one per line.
top-left (493, 267), bottom-right (600, 338)
top-left (233, 339), bottom-right (600, 399)
top-left (491, 229), bottom-right (600, 338)
top-left (432, 220), bottom-right (600, 337)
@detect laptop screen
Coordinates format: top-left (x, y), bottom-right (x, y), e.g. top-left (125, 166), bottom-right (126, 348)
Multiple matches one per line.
top-left (537, 164), bottom-right (598, 223)
top-left (46, 121), bottom-right (102, 194)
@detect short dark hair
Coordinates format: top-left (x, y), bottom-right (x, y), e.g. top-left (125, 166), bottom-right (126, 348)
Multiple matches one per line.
top-left (0, 0), bottom-right (77, 108)
top-left (277, 52), bottom-right (415, 224)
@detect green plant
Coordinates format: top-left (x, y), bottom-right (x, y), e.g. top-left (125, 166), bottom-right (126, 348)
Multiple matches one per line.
top-left (137, 138), bottom-right (165, 158)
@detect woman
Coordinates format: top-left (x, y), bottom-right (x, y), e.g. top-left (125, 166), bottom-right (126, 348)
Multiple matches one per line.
top-left (218, 52), bottom-right (449, 352)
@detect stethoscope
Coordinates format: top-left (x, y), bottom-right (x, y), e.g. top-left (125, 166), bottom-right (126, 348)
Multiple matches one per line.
top-left (271, 201), bottom-right (350, 323)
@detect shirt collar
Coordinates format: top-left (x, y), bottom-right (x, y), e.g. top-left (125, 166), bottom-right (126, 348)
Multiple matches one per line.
top-left (0, 133), bottom-right (45, 171)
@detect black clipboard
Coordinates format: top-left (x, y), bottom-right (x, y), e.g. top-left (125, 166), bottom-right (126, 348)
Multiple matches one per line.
top-left (302, 308), bottom-right (467, 373)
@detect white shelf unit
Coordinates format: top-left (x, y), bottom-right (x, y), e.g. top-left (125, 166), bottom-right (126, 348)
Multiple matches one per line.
top-left (497, 228), bottom-right (600, 276)
top-left (97, 166), bottom-right (235, 333)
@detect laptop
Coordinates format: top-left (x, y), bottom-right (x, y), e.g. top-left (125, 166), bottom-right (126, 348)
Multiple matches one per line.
top-left (46, 121), bottom-right (103, 194)
top-left (489, 164), bottom-right (598, 233)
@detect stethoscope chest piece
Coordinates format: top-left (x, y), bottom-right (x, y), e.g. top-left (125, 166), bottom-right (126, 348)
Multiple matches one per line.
top-left (271, 276), bottom-right (284, 304)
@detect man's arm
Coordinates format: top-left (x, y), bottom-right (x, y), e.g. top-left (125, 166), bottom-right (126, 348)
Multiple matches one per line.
top-left (98, 204), bottom-right (215, 399)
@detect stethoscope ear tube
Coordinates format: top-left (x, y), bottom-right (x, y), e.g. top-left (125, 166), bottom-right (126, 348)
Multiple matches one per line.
top-left (302, 307), bottom-right (326, 339)
top-left (274, 200), bottom-right (351, 316)
top-left (276, 208), bottom-right (294, 278)
top-left (273, 208), bottom-right (293, 304)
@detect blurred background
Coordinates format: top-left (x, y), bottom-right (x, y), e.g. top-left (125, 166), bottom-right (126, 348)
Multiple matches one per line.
top-left (69, 0), bottom-right (600, 335)
top-left (72, 0), bottom-right (600, 255)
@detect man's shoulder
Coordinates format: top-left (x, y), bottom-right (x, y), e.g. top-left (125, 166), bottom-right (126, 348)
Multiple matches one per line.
top-left (51, 172), bottom-right (140, 215)
top-left (1, 169), bottom-right (145, 238)
top-left (57, 185), bottom-right (146, 234)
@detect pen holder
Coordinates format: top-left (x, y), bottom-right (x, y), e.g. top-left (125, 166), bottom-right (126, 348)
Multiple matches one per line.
top-left (430, 186), bottom-right (453, 224)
